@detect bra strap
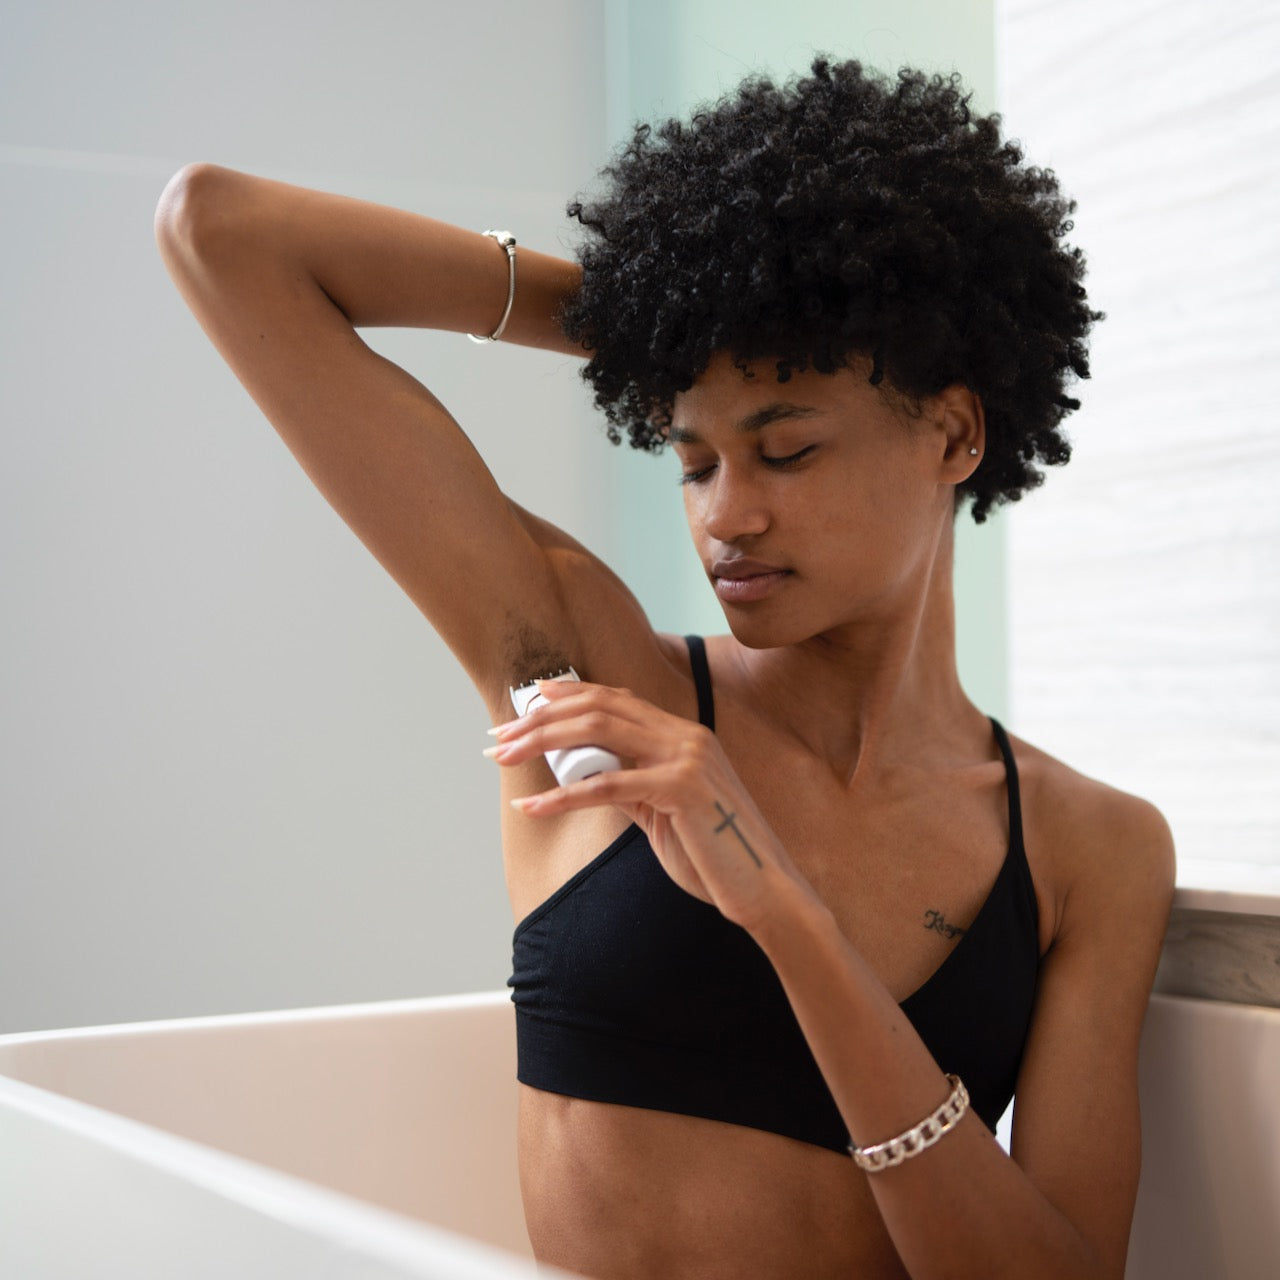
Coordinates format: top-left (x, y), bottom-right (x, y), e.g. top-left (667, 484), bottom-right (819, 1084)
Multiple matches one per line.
top-left (983, 716), bottom-right (1034, 906)
top-left (684, 635), bottom-right (716, 732)
top-left (987, 718), bottom-right (1024, 854)
top-left (988, 717), bottom-right (1039, 932)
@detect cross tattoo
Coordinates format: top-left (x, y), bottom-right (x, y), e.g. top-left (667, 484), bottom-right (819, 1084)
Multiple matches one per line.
top-left (714, 801), bottom-right (763, 868)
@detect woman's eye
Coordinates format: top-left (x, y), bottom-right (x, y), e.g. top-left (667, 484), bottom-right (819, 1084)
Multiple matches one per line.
top-left (678, 463), bottom-right (715, 486)
top-left (761, 446), bottom-right (817, 468)
top-left (678, 446), bottom-right (816, 485)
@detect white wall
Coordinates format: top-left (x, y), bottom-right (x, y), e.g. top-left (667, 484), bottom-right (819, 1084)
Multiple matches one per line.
top-left (999, 0), bottom-right (1280, 891)
top-left (2, 0), bottom-right (1002, 1036)
top-left (0, 1), bottom-right (610, 1032)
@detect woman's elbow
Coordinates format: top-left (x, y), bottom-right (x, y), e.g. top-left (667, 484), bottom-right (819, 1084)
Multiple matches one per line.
top-left (154, 162), bottom-right (251, 273)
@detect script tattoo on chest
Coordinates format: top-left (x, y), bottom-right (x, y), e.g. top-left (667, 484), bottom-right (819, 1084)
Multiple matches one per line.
top-left (713, 801), bottom-right (763, 868)
top-left (923, 909), bottom-right (967, 940)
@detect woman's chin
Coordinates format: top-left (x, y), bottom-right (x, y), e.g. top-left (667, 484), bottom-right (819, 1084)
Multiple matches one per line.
top-left (719, 604), bottom-right (813, 651)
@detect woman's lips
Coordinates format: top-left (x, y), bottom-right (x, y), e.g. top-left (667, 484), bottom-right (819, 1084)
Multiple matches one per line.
top-left (712, 567), bottom-right (793, 603)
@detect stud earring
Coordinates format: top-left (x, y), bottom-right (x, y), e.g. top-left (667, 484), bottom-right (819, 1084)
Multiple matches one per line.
top-left (968, 447), bottom-right (979, 456)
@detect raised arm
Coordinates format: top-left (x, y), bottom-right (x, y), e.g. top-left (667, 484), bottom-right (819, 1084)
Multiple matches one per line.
top-left (155, 164), bottom-right (650, 712)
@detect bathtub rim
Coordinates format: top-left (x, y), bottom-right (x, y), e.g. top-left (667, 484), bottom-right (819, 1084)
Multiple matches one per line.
top-left (0, 1060), bottom-right (551, 1280)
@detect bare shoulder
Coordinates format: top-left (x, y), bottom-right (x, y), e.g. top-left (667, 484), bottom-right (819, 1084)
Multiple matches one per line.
top-left (1004, 729), bottom-right (1176, 947)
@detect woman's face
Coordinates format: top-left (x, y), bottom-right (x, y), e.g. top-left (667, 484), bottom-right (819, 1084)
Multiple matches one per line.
top-left (668, 351), bottom-right (967, 649)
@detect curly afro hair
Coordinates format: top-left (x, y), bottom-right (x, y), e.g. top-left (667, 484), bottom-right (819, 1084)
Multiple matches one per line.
top-left (559, 57), bottom-right (1103, 524)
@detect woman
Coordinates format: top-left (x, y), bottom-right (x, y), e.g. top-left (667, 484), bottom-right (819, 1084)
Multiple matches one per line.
top-left (156, 58), bottom-right (1173, 1280)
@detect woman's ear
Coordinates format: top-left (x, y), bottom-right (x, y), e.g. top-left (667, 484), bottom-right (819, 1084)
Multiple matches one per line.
top-left (934, 384), bottom-right (985, 482)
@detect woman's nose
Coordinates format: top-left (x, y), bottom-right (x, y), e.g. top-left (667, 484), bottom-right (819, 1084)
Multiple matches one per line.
top-left (698, 468), bottom-right (771, 542)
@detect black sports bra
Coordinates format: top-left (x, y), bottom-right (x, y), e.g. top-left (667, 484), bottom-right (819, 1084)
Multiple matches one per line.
top-left (508, 636), bottom-right (1041, 1153)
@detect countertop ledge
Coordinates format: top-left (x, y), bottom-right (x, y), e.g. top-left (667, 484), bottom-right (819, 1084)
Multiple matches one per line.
top-left (1171, 886), bottom-right (1280, 919)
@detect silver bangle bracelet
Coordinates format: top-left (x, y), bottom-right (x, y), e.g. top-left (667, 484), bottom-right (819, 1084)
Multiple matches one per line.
top-left (848, 1074), bottom-right (969, 1173)
top-left (467, 229), bottom-right (517, 343)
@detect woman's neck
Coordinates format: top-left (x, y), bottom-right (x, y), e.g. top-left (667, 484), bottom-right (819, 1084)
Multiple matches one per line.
top-left (729, 516), bottom-right (980, 786)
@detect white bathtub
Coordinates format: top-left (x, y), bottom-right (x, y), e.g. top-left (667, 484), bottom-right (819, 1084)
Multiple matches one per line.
top-left (0, 990), bottom-right (576, 1279)
top-left (1, 989), bottom-right (1276, 1278)
top-left (1127, 994), bottom-right (1279, 1279)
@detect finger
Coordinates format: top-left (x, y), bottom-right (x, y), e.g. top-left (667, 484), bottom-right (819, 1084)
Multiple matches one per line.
top-left (489, 681), bottom-right (591, 736)
top-left (511, 763), bottom-right (686, 817)
top-left (486, 708), bottom-right (669, 767)
top-left (517, 751), bottom-right (736, 818)
top-left (492, 682), bottom-right (657, 740)
top-left (532, 678), bottom-right (631, 699)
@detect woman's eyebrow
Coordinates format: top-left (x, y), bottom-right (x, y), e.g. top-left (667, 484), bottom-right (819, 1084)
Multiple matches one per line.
top-left (667, 403), bottom-right (820, 445)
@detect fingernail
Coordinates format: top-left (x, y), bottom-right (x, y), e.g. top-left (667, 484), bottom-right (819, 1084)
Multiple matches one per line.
top-left (510, 795), bottom-right (535, 812)
top-left (482, 745), bottom-right (505, 760)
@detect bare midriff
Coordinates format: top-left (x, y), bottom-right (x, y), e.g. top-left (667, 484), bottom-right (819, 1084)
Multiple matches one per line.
top-left (519, 1087), bottom-right (909, 1280)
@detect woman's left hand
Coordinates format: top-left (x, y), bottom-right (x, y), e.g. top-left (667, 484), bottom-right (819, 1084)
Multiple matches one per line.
top-left (486, 680), bottom-right (815, 933)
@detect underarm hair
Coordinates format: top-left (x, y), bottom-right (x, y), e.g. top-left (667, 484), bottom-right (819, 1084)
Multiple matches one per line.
top-left (502, 617), bottom-right (575, 688)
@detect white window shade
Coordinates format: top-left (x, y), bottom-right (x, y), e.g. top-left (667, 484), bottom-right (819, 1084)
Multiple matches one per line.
top-left (998, 0), bottom-right (1280, 889)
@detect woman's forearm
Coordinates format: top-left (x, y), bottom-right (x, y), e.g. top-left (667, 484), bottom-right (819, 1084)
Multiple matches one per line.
top-left (155, 163), bottom-right (584, 355)
top-left (752, 892), bottom-right (1101, 1280)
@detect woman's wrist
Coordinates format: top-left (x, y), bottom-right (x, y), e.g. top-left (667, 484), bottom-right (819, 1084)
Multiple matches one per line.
top-left (158, 163), bottom-right (585, 352)
top-left (747, 866), bottom-right (840, 960)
